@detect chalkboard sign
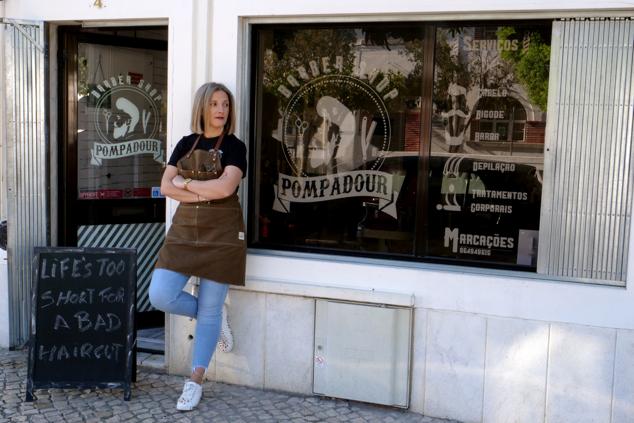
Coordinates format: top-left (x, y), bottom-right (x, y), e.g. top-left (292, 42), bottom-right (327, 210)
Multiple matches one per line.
top-left (26, 247), bottom-right (137, 401)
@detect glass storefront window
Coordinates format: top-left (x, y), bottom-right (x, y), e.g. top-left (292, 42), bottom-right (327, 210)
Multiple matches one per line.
top-left (249, 21), bottom-right (552, 271)
top-left (250, 25), bottom-right (425, 256)
top-left (427, 23), bottom-right (551, 268)
top-left (77, 43), bottom-right (167, 200)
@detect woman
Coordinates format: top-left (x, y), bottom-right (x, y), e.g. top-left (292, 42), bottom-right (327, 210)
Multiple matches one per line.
top-left (149, 82), bottom-right (247, 411)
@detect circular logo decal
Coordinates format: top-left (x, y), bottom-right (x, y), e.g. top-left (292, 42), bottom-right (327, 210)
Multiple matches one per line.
top-left (282, 75), bottom-right (391, 177)
top-left (94, 86), bottom-right (160, 144)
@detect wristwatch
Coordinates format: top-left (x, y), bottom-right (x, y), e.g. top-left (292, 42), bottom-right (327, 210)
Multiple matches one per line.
top-left (183, 178), bottom-right (193, 190)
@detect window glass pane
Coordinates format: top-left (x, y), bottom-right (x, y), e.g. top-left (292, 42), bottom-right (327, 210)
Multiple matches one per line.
top-left (77, 43), bottom-right (167, 200)
top-left (427, 23), bottom-right (551, 268)
top-left (251, 26), bottom-right (424, 255)
top-left (512, 123), bottom-right (526, 141)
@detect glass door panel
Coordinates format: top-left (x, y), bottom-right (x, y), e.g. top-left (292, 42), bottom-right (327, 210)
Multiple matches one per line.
top-left (77, 42), bottom-right (167, 200)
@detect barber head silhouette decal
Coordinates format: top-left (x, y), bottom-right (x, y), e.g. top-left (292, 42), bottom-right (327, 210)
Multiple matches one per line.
top-left (88, 76), bottom-right (163, 166)
top-left (272, 66), bottom-right (403, 218)
top-left (281, 75), bottom-right (391, 177)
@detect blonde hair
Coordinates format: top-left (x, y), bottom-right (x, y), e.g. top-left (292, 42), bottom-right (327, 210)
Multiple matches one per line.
top-left (190, 82), bottom-right (236, 135)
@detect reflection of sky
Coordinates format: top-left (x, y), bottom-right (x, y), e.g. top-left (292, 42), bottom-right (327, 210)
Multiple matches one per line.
top-left (351, 28), bottom-right (417, 77)
top-left (354, 45), bottom-right (416, 78)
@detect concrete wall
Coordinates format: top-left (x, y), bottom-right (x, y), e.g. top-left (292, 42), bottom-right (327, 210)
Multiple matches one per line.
top-left (170, 284), bottom-right (634, 423)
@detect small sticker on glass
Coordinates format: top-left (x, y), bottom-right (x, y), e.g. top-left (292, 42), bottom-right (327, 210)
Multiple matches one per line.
top-left (151, 186), bottom-right (164, 198)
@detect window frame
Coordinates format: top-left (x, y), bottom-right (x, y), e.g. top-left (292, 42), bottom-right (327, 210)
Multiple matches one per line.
top-left (246, 19), bottom-right (556, 274)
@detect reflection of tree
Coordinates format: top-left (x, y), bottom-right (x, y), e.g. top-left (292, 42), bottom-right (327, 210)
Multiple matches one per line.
top-left (497, 27), bottom-right (550, 110)
top-left (433, 29), bottom-right (472, 112)
top-left (263, 27), bottom-right (417, 112)
top-left (262, 27), bottom-right (424, 176)
top-left (432, 24), bottom-right (551, 152)
top-left (433, 25), bottom-right (551, 105)
top-left (78, 56), bottom-right (90, 98)
top-left (262, 29), bottom-right (356, 98)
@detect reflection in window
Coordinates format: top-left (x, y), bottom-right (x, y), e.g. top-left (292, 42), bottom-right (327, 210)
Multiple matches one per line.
top-left (470, 96), bottom-right (527, 143)
top-left (251, 25), bottom-right (425, 256)
top-left (427, 23), bottom-right (551, 269)
top-left (249, 21), bottom-right (553, 272)
top-left (77, 43), bottom-right (167, 200)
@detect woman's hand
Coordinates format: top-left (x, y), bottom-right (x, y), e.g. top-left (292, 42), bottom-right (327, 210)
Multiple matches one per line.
top-left (160, 164), bottom-right (242, 202)
top-left (160, 166), bottom-right (198, 202)
top-left (171, 175), bottom-right (186, 189)
top-left (191, 166), bottom-right (243, 199)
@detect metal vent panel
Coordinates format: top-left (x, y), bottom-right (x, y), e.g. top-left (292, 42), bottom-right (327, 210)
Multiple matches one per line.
top-left (313, 299), bottom-right (412, 407)
top-left (4, 20), bottom-right (47, 347)
top-left (539, 19), bottom-right (634, 284)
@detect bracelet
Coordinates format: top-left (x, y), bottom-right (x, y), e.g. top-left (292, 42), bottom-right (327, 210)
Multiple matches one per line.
top-left (183, 178), bottom-right (192, 190)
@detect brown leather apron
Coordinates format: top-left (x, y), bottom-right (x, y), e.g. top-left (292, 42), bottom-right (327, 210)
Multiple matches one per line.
top-left (155, 134), bottom-right (246, 286)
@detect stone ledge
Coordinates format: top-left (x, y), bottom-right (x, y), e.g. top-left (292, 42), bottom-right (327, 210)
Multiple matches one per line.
top-left (233, 277), bottom-right (415, 307)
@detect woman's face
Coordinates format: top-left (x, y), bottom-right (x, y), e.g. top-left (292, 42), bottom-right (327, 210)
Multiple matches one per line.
top-left (205, 90), bottom-right (230, 131)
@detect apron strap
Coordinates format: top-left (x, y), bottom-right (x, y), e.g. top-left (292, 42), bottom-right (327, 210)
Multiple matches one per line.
top-left (185, 132), bottom-right (225, 158)
top-left (185, 134), bottom-right (203, 158)
top-left (212, 132), bottom-right (225, 151)
top-left (185, 131), bottom-right (225, 159)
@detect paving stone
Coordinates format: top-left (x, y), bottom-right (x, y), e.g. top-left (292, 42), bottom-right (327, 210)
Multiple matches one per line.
top-left (0, 347), bottom-right (461, 423)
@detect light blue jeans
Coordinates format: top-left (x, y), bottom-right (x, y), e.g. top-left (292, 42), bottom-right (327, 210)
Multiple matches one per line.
top-left (148, 268), bottom-right (228, 373)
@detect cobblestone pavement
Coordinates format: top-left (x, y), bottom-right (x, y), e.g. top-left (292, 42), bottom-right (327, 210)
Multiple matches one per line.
top-left (1, 348), bottom-right (462, 423)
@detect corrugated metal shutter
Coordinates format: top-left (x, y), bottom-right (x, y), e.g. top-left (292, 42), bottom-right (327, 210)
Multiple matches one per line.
top-left (538, 19), bottom-right (634, 284)
top-left (4, 20), bottom-right (48, 346)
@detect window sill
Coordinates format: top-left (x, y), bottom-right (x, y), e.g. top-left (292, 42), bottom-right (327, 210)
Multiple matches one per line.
top-left (246, 248), bottom-right (626, 289)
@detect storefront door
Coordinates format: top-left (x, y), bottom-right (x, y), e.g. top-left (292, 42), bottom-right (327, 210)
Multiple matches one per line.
top-left (59, 27), bottom-right (168, 331)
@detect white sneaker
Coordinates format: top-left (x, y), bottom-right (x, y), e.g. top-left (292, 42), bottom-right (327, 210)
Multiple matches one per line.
top-left (218, 304), bottom-right (234, 353)
top-left (176, 380), bottom-right (202, 411)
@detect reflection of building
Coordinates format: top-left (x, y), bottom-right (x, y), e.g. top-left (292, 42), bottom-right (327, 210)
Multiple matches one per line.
top-left (470, 96), bottom-right (528, 142)
top-left (466, 94), bottom-right (546, 155)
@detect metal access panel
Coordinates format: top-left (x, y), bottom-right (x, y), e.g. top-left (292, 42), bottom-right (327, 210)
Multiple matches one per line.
top-left (313, 299), bottom-right (412, 407)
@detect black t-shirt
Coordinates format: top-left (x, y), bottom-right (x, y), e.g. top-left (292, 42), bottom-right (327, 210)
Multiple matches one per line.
top-left (168, 133), bottom-right (247, 178)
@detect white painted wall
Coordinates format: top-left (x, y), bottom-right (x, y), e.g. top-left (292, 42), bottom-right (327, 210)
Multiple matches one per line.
top-left (5, 0), bottom-right (634, 330)
top-left (4, 0), bottom-right (634, 420)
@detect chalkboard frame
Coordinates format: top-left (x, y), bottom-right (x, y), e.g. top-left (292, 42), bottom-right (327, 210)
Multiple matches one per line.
top-left (26, 247), bottom-right (137, 401)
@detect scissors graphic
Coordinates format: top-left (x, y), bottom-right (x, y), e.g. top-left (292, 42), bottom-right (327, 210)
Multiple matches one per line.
top-left (295, 117), bottom-right (309, 139)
